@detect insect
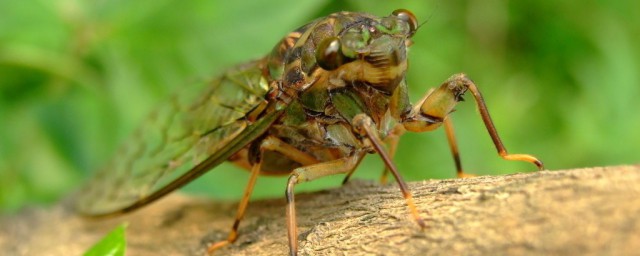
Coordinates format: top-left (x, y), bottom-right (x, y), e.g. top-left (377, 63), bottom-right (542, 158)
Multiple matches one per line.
top-left (76, 9), bottom-right (544, 255)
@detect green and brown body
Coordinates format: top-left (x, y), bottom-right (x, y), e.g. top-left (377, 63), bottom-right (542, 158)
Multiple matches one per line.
top-left (230, 11), bottom-right (415, 175)
top-left (76, 9), bottom-right (543, 256)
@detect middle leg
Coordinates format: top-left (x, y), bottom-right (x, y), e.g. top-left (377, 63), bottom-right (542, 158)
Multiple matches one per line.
top-left (286, 153), bottom-right (365, 256)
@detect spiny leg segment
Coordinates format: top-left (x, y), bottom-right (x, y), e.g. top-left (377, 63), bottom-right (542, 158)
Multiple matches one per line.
top-left (462, 75), bottom-right (543, 169)
top-left (402, 73), bottom-right (544, 177)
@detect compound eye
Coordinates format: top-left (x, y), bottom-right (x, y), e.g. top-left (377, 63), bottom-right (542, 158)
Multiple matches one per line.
top-left (316, 37), bottom-right (349, 70)
top-left (392, 9), bottom-right (418, 37)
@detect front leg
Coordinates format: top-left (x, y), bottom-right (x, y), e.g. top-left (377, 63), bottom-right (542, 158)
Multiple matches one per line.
top-left (402, 73), bottom-right (544, 176)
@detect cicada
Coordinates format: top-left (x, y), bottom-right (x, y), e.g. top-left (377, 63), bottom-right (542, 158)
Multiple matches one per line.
top-left (77, 9), bottom-right (543, 255)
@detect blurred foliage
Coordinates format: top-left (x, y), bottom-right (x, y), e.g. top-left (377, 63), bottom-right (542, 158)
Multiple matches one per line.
top-left (1, 0), bottom-right (638, 213)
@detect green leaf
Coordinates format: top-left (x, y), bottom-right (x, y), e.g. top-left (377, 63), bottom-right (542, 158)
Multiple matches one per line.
top-left (84, 224), bottom-right (127, 256)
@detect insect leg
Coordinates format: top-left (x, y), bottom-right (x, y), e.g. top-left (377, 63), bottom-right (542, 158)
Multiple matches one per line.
top-left (402, 73), bottom-right (544, 172)
top-left (260, 136), bottom-right (320, 166)
top-left (378, 124), bottom-right (404, 184)
top-left (207, 135), bottom-right (319, 254)
top-left (341, 124), bottom-right (403, 185)
top-left (352, 114), bottom-right (426, 229)
top-left (286, 154), bottom-right (364, 256)
top-left (459, 74), bottom-right (544, 170)
top-left (443, 117), bottom-right (473, 178)
top-left (207, 159), bottom-right (262, 254)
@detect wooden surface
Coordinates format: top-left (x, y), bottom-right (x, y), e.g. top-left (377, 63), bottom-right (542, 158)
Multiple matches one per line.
top-left (1, 165), bottom-right (639, 255)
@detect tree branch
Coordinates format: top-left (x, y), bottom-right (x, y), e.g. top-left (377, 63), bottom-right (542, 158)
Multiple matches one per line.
top-left (1, 165), bottom-right (639, 255)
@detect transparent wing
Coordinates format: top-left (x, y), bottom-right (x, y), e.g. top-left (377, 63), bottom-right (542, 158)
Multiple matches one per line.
top-left (77, 60), bottom-right (273, 216)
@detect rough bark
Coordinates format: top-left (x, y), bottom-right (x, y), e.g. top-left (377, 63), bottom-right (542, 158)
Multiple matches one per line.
top-left (1, 165), bottom-right (639, 256)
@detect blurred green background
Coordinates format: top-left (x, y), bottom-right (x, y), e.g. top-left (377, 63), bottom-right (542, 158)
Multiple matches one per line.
top-left (1, 0), bottom-right (638, 213)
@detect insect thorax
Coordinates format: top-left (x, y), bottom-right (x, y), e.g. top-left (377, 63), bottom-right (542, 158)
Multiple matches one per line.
top-left (248, 11), bottom-right (415, 173)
